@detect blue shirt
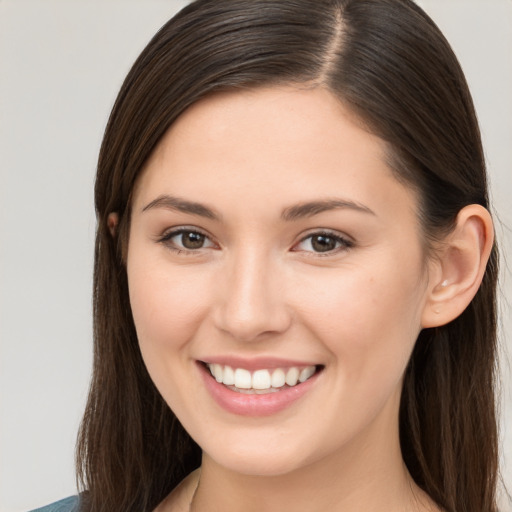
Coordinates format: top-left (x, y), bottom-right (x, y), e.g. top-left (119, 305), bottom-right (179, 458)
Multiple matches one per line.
top-left (29, 495), bottom-right (80, 512)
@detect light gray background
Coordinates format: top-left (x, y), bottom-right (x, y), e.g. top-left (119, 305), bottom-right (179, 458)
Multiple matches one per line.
top-left (0, 1), bottom-right (510, 511)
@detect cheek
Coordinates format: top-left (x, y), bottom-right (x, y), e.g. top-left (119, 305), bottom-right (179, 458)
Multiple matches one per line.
top-left (127, 253), bottom-right (213, 378)
top-left (292, 256), bottom-right (425, 378)
top-left (127, 256), bottom-right (220, 424)
top-left (287, 260), bottom-right (425, 446)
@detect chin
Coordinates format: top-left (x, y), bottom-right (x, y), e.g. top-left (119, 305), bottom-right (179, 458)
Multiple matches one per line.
top-left (207, 448), bottom-right (309, 477)
top-left (196, 426), bottom-right (329, 478)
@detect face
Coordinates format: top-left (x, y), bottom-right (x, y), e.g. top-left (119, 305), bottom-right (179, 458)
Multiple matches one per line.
top-left (127, 87), bottom-right (431, 477)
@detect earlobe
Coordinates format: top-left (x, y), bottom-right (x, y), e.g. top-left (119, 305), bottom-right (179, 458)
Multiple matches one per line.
top-left (421, 204), bottom-right (494, 328)
top-left (107, 212), bottom-right (119, 238)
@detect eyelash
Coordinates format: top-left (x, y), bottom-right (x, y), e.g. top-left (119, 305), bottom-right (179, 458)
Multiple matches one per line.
top-left (158, 228), bottom-right (215, 256)
top-left (157, 228), bottom-right (354, 256)
top-left (294, 230), bottom-right (354, 256)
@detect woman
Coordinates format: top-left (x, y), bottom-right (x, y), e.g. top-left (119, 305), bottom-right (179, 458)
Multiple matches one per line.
top-left (33, 0), bottom-right (500, 510)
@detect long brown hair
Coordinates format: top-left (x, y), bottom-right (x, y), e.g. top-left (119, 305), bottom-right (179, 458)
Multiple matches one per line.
top-left (76, 1), bottom-right (500, 510)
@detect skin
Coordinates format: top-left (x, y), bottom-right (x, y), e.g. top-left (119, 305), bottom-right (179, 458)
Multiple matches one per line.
top-left (121, 86), bottom-right (492, 512)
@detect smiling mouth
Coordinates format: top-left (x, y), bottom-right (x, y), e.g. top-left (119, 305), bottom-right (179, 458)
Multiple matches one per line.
top-left (204, 363), bottom-right (324, 395)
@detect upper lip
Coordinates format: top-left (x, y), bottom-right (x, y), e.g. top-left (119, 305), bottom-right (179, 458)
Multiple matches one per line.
top-left (198, 356), bottom-right (322, 371)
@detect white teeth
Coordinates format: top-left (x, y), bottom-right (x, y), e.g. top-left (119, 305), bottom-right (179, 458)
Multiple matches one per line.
top-left (299, 366), bottom-right (316, 383)
top-left (213, 363), bottom-right (223, 383)
top-left (234, 368), bottom-right (252, 389)
top-left (271, 368), bottom-right (286, 388)
top-left (206, 363), bottom-right (318, 392)
top-left (223, 365), bottom-right (235, 386)
top-left (252, 369), bottom-right (272, 390)
top-left (285, 367), bottom-right (300, 386)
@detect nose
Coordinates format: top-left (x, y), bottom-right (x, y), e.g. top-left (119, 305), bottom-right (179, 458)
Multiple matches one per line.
top-left (213, 249), bottom-right (292, 342)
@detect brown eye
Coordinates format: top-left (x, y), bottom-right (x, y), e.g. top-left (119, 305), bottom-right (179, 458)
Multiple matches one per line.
top-left (181, 231), bottom-right (206, 249)
top-left (159, 228), bottom-right (215, 253)
top-left (310, 234), bottom-right (338, 252)
top-left (294, 231), bottom-right (353, 255)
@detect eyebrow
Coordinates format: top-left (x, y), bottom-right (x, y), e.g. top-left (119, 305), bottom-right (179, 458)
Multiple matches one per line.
top-left (281, 198), bottom-right (376, 221)
top-left (141, 195), bottom-right (221, 221)
top-left (141, 194), bottom-right (375, 221)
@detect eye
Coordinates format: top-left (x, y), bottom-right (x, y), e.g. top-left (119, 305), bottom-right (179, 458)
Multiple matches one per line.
top-left (293, 231), bottom-right (353, 254)
top-left (159, 228), bottom-right (216, 253)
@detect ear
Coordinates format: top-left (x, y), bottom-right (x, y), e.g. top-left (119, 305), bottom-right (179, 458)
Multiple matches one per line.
top-left (421, 204), bottom-right (494, 328)
top-left (107, 212), bottom-right (119, 238)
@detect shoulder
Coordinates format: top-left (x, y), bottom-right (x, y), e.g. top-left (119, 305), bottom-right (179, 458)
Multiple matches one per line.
top-left (28, 495), bottom-right (80, 512)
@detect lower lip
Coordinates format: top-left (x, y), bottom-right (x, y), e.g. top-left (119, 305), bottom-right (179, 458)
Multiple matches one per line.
top-left (198, 362), bottom-right (321, 417)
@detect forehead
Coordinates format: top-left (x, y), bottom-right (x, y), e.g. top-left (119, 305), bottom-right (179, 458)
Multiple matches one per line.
top-left (132, 86), bottom-right (418, 224)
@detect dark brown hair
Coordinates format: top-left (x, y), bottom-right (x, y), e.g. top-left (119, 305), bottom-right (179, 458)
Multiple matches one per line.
top-left (76, 1), bottom-right (500, 510)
